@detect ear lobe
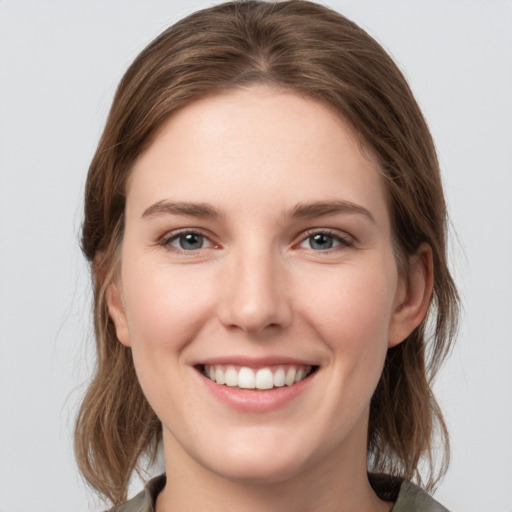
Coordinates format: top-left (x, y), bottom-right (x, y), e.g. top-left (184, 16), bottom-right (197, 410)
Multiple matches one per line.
top-left (388, 243), bottom-right (434, 348)
top-left (106, 280), bottom-right (131, 347)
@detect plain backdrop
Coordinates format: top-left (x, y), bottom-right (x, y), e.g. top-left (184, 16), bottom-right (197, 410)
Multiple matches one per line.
top-left (1, 1), bottom-right (511, 511)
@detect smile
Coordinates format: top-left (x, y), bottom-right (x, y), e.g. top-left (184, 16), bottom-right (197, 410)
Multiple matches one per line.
top-left (203, 364), bottom-right (315, 390)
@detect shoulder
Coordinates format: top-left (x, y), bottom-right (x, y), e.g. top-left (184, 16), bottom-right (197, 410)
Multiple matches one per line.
top-left (111, 473), bottom-right (450, 512)
top-left (108, 475), bottom-right (166, 512)
top-left (369, 473), bottom-right (451, 512)
top-left (393, 481), bottom-right (450, 512)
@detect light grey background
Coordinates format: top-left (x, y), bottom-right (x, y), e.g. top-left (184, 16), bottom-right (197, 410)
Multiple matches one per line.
top-left (1, 1), bottom-right (511, 511)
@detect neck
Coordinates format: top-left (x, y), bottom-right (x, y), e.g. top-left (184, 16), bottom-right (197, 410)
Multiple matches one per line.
top-left (156, 430), bottom-right (391, 512)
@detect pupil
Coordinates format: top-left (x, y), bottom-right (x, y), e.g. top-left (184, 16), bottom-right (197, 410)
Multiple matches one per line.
top-left (180, 233), bottom-right (203, 250)
top-left (311, 234), bottom-right (333, 250)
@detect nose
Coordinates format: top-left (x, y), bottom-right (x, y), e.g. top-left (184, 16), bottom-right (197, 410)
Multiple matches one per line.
top-left (217, 247), bottom-right (293, 334)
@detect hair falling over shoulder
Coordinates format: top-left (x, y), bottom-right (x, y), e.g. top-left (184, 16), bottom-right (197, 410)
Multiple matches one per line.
top-left (75, 0), bottom-right (459, 504)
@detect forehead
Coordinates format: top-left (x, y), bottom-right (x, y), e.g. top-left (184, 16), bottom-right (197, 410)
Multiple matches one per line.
top-left (127, 85), bottom-right (389, 229)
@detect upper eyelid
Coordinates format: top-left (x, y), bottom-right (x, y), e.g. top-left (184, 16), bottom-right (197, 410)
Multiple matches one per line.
top-left (157, 227), bottom-right (354, 247)
top-left (158, 228), bottom-right (217, 249)
top-left (297, 228), bottom-right (353, 242)
top-left (160, 227), bottom-right (214, 241)
top-left (295, 230), bottom-right (355, 252)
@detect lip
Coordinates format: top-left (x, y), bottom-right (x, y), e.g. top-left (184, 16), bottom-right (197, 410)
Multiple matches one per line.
top-left (193, 357), bottom-right (319, 412)
top-left (195, 355), bottom-right (317, 368)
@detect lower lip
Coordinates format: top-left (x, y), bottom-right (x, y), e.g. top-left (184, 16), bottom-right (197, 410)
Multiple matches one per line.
top-left (197, 369), bottom-right (317, 412)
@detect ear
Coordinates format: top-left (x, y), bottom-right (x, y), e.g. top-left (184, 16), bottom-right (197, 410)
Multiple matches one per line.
top-left (388, 243), bottom-right (434, 348)
top-left (106, 280), bottom-right (131, 347)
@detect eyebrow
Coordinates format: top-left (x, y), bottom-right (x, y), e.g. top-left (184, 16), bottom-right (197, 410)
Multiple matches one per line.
top-left (288, 200), bottom-right (376, 224)
top-left (141, 199), bottom-right (375, 223)
top-left (141, 200), bottom-right (220, 219)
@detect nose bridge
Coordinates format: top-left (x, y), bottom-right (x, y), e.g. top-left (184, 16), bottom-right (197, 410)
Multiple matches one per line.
top-left (218, 239), bottom-right (292, 333)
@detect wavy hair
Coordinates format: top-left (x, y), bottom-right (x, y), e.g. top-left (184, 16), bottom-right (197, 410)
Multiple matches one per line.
top-left (76, 0), bottom-right (459, 504)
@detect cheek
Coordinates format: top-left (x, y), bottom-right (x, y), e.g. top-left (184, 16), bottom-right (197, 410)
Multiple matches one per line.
top-left (120, 257), bottom-right (215, 353)
top-left (301, 261), bottom-right (396, 337)
top-left (118, 257), bottom-right (214, 412)
top-left (296, 257), bottom-right (397, 378)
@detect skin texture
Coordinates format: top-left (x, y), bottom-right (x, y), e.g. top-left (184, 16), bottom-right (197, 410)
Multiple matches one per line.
top-left (107, 86), bottom-right (432, 512)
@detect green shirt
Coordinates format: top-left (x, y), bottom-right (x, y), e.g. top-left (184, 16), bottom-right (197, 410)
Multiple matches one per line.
top-left (111, 474), bottom-right (450, 512)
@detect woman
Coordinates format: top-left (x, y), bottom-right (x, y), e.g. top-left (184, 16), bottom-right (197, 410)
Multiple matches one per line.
top-left (75, 1), bottom-right (459, 511)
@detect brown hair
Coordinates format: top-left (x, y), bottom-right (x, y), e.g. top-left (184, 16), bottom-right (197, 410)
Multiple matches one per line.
top-left (76, 0), bottom-right (459, 504)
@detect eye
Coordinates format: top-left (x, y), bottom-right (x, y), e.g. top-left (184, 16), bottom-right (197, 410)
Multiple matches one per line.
top-left (162, 231), bottom-right (214, 252)
top-left (299, 231), bottom-right (352, 251)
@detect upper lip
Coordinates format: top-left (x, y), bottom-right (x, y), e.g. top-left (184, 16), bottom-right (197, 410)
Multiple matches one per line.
top-left (193, 356), bottom-right (319, 368)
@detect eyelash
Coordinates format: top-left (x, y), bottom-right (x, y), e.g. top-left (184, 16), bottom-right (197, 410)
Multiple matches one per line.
top-left (158, 229), bottom-right (353, 254)
top-left (159, 229), bottom-right (215, 254)
top-left (298, 229), bottom-right (353, 252)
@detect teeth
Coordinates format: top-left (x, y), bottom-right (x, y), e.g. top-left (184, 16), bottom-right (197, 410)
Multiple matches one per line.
top-left (225, 366), bottom-right (238, 387)
top-left (204, 364), bottom-right (313, 389)
top-left (295, 368), bottom-right (305, 383)
top-left (273, 368), bottom-right (285, 387)
top-left (285, 367), bottom-right (296, 386)
top-left (238, 367), bottom-right (255, 389)
top-left (215, 366), bottom-right (226, 385)
top-left (255, 368), bottom-right (273, 390)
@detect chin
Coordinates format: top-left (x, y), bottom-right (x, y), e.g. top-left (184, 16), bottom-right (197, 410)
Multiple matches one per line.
top-left (209, 454), bottom-right (308, 485)
top-left (192, 431), bottom-right (319, 485)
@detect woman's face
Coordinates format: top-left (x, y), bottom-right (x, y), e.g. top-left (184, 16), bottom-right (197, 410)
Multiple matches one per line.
top-left (108, 85), bottom-right (427, 484)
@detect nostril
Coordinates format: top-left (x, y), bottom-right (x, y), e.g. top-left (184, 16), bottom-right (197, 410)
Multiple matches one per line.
top-left (217, 263), bottom-right (293, 332)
